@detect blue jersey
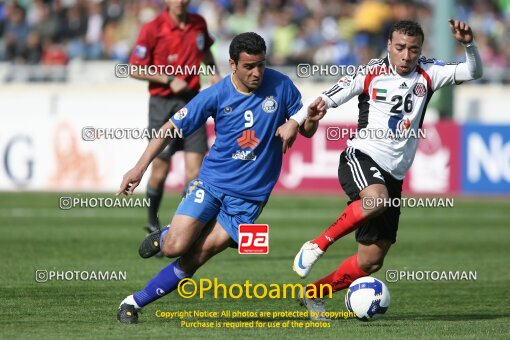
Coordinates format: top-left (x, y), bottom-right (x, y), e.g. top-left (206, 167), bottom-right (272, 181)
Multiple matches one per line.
top-left (170, 68), bottom-right (302, 201)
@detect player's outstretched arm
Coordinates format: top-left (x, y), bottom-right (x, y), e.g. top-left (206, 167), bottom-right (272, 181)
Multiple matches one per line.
top-left (448, 19), bottom-right (483, 81)
top-left (117, 120), bottom-right (176, 195)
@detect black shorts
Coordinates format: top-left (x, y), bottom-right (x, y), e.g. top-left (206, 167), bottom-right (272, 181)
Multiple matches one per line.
top-left (338, 147), bottom-right (403, 244)
top-left (148, 94), bottom-right (208, 160)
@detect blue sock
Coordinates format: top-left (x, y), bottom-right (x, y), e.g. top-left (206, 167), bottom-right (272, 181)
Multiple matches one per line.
top-left (133, 259), bottom-right (191, 307)
top-left (160, 225), bottom-right (169, 246)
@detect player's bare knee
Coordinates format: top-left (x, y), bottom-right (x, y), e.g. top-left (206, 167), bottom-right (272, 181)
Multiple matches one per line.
top-left (360, 184), bottom-right (389, 217)
top-left (160, 244), bottom-right (176, 257)
top-left (358, 246), bottom-right (386, 274)
top-left (373, 192), bottom-right (389, 214)
top-left (362, 193), bottom-right (389, 218)
top-left (161, 238), bottom-right (189, 257)
top-left (359, 258), bottom-right (384, 274)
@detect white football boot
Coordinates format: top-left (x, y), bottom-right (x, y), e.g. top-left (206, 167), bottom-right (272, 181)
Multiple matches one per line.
top-left (299, 296), bottom-right (330, 321)
top-left (293, 241), bottom-right (324, 278)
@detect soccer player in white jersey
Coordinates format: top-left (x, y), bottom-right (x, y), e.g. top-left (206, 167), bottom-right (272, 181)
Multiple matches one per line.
top-left (283, 19), bottom-right (482, 319)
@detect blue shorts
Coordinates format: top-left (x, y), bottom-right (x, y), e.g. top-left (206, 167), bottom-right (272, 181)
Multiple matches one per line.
top-left (175, 179), bottom-right (266, 244)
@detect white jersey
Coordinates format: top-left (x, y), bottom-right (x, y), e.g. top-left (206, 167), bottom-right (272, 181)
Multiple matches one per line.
top-left (321, 56), bottom-right (462, 180)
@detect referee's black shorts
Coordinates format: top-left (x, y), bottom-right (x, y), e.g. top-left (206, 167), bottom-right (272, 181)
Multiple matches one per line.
top-left (338, 147), bottom-right (403, 244)
top-left (148, 93), bottom-right (208, 160)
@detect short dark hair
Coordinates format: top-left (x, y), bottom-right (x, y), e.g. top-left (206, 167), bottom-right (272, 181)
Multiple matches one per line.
top-left (229, 32), bottom-right (266, 64)
top-left (388, 20), bottom-right (424, 44)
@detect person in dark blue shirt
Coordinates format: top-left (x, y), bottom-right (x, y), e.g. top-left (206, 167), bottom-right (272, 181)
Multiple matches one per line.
top-left (116, 32), bottom-right (323, 324)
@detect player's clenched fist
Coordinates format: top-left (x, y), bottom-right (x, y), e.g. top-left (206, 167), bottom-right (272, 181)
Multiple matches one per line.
top-left (117, 166), bottom-right (145, 195)
top-left (448, 19), bottom-right (474, 44)
top-left (307, 97), bottom-right (327, 121)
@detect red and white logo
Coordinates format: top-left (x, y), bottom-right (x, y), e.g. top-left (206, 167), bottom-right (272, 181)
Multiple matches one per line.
top-left (413, 83), bottom-right (427, 97)
top-left (238, 224), bottom-right (269, 254)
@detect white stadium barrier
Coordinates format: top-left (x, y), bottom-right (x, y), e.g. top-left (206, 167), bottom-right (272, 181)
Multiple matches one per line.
top-left (0, 80), bottom-right (508, 192)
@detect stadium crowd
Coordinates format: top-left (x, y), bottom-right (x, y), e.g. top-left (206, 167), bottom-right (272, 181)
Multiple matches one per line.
top-left (0, 0), bottom-right (509, 82)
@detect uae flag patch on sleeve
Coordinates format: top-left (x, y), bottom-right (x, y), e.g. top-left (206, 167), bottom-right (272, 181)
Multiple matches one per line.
top-left (372, 88), bottom-right (387, 101)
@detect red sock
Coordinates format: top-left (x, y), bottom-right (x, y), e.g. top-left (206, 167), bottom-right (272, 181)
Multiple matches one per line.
top-left (309, 254), bottom-right (368, 296)
top-left (312, 200), bottom-right (365, 251)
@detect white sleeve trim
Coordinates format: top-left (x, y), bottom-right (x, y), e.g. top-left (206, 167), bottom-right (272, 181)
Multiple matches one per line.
top-left (289, 106), bottom-right (308, 126)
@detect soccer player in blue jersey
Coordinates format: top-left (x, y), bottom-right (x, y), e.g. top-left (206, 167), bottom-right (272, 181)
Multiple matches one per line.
top-left (116, 32), bottom-right (321, 324)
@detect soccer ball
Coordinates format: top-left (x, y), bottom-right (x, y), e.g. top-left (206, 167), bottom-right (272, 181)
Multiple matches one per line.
top-left (345, 276), bottom-right (390, 321)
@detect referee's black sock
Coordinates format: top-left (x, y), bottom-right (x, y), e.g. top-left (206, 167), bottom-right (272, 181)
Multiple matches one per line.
top-left (146, 184), bottom-right (164, 229)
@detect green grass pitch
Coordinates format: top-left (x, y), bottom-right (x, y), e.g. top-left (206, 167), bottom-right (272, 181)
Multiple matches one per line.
top-left (0, 193), bottom-right (509, 339)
